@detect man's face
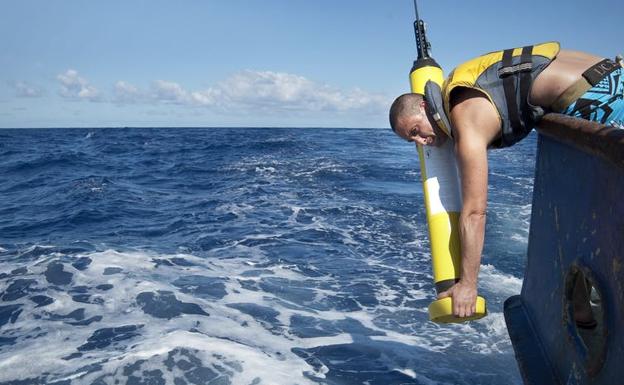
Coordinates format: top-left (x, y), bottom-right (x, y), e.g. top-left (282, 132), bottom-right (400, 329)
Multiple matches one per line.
top-left (394, 109), bottom-right (443, 147)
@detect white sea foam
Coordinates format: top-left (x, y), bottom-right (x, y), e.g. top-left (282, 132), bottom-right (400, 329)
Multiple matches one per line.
top-left (479, 264), bottom-right (523, 298)
top-left (0, 245), bottom-right (521, 384)
top-left (0, 249), bottom-right (330, 383)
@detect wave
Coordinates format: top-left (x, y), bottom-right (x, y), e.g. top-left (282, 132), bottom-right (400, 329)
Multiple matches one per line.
top-left (0, 246), bottom-right (522, 384)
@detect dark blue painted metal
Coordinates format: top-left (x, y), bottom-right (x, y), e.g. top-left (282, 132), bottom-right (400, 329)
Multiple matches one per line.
top-left (505, 115), bottom-right (624, 384)
top-left (504, 295), bottom-right (559, 384)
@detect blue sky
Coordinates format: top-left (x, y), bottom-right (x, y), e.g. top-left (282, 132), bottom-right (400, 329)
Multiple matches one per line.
top-left (1, 0), bottom-right (622, 128)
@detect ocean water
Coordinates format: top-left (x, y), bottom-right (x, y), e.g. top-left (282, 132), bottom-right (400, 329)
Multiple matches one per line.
top-left (0, 127), bottom-right (536, 385)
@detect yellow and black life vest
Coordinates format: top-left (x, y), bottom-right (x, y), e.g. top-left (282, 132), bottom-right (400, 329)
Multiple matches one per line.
top-left (430, 42), bottom-right (561, 148)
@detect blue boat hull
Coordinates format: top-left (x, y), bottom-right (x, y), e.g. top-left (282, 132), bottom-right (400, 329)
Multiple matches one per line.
top-left (505, 115), bottom-right (624, 384)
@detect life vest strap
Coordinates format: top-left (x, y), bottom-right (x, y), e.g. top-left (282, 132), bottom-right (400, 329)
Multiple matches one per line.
top-left (501, 49), bottom-right (522, 133)
top-left (500, 46), bottom-right (534, 133)
top-left (519, 46), bottom-right (534, 124)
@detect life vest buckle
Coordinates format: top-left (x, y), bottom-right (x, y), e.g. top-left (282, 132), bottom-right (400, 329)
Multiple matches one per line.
top-left (497, 62), bottom-right (533, 78)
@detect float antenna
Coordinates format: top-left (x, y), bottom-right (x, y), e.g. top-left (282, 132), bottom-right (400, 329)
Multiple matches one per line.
top-left (413, 0), bottom-right (431, 60)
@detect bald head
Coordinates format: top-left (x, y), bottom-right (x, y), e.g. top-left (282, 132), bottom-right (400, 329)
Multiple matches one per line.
top-left (389, 93), bottom-right (424, 132)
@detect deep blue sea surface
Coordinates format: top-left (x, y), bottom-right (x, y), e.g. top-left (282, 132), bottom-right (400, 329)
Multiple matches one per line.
top-left (0, 127), bottom-right (536, 385)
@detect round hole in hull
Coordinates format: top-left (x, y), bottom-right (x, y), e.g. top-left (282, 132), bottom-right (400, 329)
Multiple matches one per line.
top-left (564, 266), bottom-right (607, 376)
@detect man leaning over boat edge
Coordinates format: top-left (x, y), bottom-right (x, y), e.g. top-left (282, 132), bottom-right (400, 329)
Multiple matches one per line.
top-left (389, 42), bottom-right (624, 320)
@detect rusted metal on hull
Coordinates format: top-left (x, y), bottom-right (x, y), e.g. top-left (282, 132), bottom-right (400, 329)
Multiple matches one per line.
top-left (537, 114), bottom-right (624, 169)
top-left (504, 114), bottom-right (624, 384)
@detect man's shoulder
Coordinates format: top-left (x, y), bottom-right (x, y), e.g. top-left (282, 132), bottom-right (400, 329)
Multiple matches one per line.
top-left (449, 87), bottom-right (499, 124)
top-left (448, 87), bottom-right (501, 144)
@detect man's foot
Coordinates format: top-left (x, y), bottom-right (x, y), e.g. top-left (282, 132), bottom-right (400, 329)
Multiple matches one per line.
top-left (572, 276), bottom-right (596, 330)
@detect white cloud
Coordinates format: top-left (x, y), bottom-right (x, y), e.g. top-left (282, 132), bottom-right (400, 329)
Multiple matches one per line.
top-left (113, 70), bottom-right (388, 115)
top-left (207, 70), bottom-right (388, 114)
top-left (114, 81), bottom-right (144, 103)
top-left (12, 81), bottom-right (43, 98)
top-left (57, 69), bottom-right (101, 101)
top-left (151, 80), bottom-right (190, 104)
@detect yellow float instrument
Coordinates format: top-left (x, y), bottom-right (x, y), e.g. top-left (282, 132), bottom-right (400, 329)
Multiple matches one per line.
top-left (409, 1), bottom-right (486, 323)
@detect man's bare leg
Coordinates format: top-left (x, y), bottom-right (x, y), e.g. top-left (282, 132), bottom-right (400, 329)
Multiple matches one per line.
top-left (573, 275), bottom-right (596, 329)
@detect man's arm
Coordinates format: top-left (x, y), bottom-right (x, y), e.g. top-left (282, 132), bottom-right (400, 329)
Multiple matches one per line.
top-left (437, 88), bottom-right (500, 318)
